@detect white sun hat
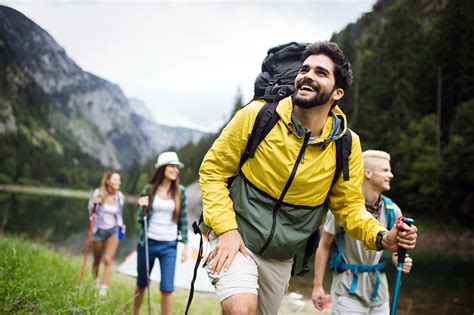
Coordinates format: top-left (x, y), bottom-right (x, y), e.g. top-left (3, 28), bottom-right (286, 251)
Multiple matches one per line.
top-left (155, 151), bottom-right (184, 169)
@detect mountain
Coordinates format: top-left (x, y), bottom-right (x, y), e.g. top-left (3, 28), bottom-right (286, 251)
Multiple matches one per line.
top-left (128, 98), bottom-right (205, 154)
top-left (0, 5), bottom-right (207, 173)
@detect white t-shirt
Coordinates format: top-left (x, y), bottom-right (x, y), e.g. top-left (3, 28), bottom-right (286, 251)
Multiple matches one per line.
top-left (324, 201), bottom-right (402, 306)
top-left (97, 203), bottom-right (118, 230)
top-left (147, 195), bottom-right (178, 241)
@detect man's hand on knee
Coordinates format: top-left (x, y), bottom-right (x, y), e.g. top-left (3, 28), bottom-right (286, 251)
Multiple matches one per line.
top-left (206, 229), bottom-right (251, 275)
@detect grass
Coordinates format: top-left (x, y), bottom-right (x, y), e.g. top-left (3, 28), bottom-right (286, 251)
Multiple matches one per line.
top-left (3, 234), bottom-right (472, 314)
top-left (0, 236), bottom-right (220, 314)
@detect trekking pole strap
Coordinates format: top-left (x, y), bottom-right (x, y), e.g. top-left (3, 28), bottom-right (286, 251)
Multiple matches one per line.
top-left (184, 232), bottom-right (204, 315)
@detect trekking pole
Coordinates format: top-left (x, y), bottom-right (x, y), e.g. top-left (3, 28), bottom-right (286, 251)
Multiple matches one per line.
top-left (390, 217), bottom-right (414, 315)
top-left (142, 205), bottom-right (152, 315)
top-left (79, 203), bottom-right (97, 282)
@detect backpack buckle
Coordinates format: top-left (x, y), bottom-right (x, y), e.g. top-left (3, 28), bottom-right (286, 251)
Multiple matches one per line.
top-left (192, 221), bottom-right (200, 234)
top-left (277, 87), bottom-right (286, 97)
top-left (297, 265), bottom-right (310, 276)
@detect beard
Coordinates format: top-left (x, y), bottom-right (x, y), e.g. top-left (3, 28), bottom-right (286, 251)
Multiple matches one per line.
top-left (292, 81), bottom-right (334, 109)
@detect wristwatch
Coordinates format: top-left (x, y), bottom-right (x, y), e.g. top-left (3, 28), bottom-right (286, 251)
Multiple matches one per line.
top-left (375, 231), bottom-right (388, 251)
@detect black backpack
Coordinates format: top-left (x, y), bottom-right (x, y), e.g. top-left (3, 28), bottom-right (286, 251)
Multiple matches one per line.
top-left (232, 42), bottom-right (309, 182)
top-left (253, 41), bottom-right (309, 103)
top-left (185, 42), bottom-right (352, 314)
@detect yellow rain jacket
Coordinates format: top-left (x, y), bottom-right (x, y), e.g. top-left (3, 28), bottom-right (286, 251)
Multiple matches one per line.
top-left (199, 97), bottom-right (387, 259)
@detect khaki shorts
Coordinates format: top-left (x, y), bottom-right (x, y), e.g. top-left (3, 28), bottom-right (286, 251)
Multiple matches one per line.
top-left (331, 294), bottom-right (389, 315)
top-left (205, 231), bottom-right (293, 315)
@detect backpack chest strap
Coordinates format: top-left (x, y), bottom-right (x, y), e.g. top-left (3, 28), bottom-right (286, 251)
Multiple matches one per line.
top-left (339, 261), bottom-right (386, 301)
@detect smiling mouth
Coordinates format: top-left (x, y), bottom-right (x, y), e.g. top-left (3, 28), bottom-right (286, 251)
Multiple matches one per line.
top-left (300, 84), bottom-right (315, 92)
top-left (297, 80), bottom-right (319, 93)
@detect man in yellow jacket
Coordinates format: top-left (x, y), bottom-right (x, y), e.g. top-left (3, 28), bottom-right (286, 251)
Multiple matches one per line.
top-left (199, 41), bottom-right (418, 315)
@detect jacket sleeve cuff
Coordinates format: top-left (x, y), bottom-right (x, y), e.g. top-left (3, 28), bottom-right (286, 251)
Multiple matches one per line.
top-left (365, 227), bottom-right (389, 250)
top-left (212, 221), bottom-right (239, 236)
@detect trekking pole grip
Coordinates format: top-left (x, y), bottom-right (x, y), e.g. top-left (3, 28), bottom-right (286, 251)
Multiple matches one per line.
top-left (397, 217), bottom-right (414, 264)
top-left (139, 193), bottom-right (149, 217)
top-left (89, 203), bottom-right (97, 220)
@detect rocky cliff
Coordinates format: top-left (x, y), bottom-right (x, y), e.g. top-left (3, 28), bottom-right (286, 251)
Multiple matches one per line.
top-left (0, 5), bottom-right (207, 170)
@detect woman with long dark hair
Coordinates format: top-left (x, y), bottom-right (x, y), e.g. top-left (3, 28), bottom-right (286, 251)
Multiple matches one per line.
top-left (87, 171), bottom-right (125, 296)
top-left (133, 152), bottom-right (189, 315)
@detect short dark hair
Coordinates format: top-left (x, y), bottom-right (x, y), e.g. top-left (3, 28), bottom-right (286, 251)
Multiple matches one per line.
top-left (301, 41), bottom-right (353, 91)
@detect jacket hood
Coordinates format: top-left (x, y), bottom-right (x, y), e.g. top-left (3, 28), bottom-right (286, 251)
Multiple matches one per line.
top-left (276, 96), bottom-right (348, 145)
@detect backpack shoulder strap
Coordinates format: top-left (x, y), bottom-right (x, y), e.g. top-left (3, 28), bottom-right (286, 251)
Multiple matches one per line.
top-left (116, 192), bottom-right (125, 208)
top-left (329, 226), bottom-right (346, 271)
top-left (381, 195), bottom-right (395, 230)
top-left (238, 102), bottom-right (280, 169)
top-left (296, 229), bottom-right (320, 276)
top-left (331, 128), bottom-right (353, 186)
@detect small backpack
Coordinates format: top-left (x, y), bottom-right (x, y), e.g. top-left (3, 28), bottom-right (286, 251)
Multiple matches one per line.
top-left (329, 196), bottom-right (395, 301)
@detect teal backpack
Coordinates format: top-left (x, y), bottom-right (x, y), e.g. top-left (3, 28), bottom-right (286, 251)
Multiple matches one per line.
top-left (329, 195), bottom-right (395, 301)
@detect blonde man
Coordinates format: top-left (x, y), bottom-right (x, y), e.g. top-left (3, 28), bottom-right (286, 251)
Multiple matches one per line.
top-left (312, 150), bottom-right (414, 315)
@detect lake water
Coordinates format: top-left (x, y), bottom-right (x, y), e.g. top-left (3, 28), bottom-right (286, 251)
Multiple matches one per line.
top-left (1, 192), bottom-right (473, 314)
top-left (0, 192), bottom-right (140, 262)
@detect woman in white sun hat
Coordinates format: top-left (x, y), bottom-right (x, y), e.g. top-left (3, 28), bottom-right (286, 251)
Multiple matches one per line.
top-left (133, 151), bottom-right (189, 315)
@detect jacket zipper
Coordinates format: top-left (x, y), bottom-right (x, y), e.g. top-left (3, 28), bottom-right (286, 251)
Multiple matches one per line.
top-left (257, 132), bottom-right (311, 255)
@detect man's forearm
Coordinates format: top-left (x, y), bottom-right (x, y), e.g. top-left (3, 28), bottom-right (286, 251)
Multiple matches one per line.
top-left (313, 247), bottom-right (330, 288)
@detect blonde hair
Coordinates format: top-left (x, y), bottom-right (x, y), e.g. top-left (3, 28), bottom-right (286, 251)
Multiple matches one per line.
top-left (362, 150), bottom-right (390, 170)
top-left (99, 172), bottom-right (119, 204)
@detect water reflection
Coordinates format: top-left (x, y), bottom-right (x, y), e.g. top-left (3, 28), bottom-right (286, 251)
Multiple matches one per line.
top-left (0, 192), bottom-right (139, 261)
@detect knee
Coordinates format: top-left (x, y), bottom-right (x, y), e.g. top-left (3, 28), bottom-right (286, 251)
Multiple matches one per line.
top-left (135, 287), bottom-right (146, 295)
top-left (103, 256), bottom-right (113, 266)
top-left (222, 295), bottom-right (257, 315)
top-left (223, 305), bottom-right (256, 315)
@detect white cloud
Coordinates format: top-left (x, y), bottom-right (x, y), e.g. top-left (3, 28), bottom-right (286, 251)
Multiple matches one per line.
top-left (2, 0), bottom-right (375, 131)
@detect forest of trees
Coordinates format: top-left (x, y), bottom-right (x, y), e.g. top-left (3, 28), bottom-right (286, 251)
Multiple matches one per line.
top-left (125, 0), bottom-right (474, 225)
top-left (331, 0), bottom-right (474, 224)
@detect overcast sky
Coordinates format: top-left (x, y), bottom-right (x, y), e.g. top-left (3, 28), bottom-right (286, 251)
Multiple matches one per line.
top-left (2, 0), bottom-right (376, 132)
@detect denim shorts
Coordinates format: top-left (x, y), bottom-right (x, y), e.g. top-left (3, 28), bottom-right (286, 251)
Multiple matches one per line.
top-left (137, 239), bottom-right (177, 292)
top-left (91, 227), bottom-right (116, 241)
